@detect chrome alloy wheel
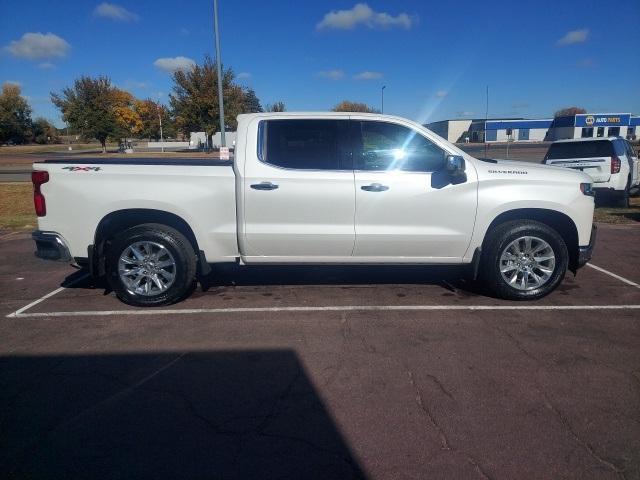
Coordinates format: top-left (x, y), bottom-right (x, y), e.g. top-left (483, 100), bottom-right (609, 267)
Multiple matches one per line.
top-left (118, 241), bottom-right (176, 296)
top-left (499, 236), bottom-right (556, 291)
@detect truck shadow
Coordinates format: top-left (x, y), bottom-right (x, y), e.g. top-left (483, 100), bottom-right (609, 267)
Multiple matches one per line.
top-left (0, 349), bottom-right (367, 480)
top-left (61, 264), bottom-right (485, 298)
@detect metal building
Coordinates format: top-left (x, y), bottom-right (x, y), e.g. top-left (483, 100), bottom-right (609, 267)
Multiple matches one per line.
top-left (426, 113), bottom-right (639, 144)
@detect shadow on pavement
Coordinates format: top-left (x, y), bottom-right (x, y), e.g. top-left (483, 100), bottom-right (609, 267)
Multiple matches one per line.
top-left (0, 350), bottom-right (366, 479)
top-left (61, 264), bottom-right (485, 298)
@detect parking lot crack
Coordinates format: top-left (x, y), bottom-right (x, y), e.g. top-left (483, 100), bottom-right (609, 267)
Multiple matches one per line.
top-left (537, 385), bottom-right (628, 479)
top-left (490, 323), bottom-right (628, 479)
top-left (403, 362), bottom-right (493, 480)
top-left (404, 364), bottom-right (451, 451)
top-left (424, 373), bottom-right (455, 401)
top-left (323, 314), bottom-right (350, 387)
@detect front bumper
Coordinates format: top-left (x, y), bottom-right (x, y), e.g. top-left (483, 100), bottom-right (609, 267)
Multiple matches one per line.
top-left (577, 225), bottom-right (597, 268)
top-left (32, 230), bottom-right (72, 262)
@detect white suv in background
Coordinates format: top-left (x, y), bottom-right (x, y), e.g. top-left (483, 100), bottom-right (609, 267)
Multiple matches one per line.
top-left (543, 137), bottom-right (639, 207)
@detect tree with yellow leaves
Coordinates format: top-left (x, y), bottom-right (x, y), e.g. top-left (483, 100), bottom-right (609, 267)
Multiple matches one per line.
top-left (112, 89), bottom-right (142, 142)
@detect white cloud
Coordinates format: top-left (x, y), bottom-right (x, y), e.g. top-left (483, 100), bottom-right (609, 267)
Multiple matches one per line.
top-left (237, 72), bottom-right (252, 79)
top-left (354, 71), bottom-right (383, 80)
top-left (557, 29), bottom-right (589, 46)
top-left (316, 69), bottom-right (345, 80)
top-left (94, 3), bottom-right (139, 22)
top-left (179, 27), bottom-right (190, 36)
top-left (317, 3), bottom-right (415, 30)
top-left (436, 90), bottom-right (448, 98)
top-left (37, 62), bottom-right (56, 69)
top-left (4, 80), bottom-right (22, 87)
top-left (153, 56), bottom-right (196, 73)
top-left (4, 32), bottom-right (70, 60)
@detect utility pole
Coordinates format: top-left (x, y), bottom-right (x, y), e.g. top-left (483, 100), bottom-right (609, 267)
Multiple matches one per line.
top-left (484, 85), bottom-right (489, 158)
top-left (381, 85), bottom-right (386, 114)
top-left (213, 0), bottom-right (226, 147)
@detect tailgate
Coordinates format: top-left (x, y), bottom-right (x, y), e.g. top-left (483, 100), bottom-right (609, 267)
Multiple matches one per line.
top-left (545, 156), bottom-right (611, 183)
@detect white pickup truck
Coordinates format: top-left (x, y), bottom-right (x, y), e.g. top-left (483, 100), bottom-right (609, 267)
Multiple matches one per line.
top-left (31, 112), bottom-right (597, 306)
top-left (543, 137), bottom-right (639, 207)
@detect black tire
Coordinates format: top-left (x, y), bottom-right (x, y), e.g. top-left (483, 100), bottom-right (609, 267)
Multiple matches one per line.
top-left (615, 179), bottom-right (631, 208)
top-left (106, 223), bottom-right (197, 307)
top-left (479, 220), bottom-right (568, 300)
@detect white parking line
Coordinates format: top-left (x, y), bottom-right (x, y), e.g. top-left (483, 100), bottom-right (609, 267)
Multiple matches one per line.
top-left (587, 263), bottom-right (640, 288)
top-left (6, 304), bottom-right (640, 318)
top-left (7, 273), bottom-right (90, 318)
top-left (5, 261), bottom-right (640, 319)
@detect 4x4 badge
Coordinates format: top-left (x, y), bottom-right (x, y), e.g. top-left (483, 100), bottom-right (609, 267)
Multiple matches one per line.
top-left (62, 166), bottom-right (101, 172)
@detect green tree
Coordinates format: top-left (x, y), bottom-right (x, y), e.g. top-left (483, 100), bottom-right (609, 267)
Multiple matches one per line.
top-left (243, 88), bottom-right (263, 113)
top-left (332, 100), bottom-right (378, 113)
top-left (51, 76), bottom-right (119, 152)
top-left (266, 101), bottom-right (286, 112)
top-left (0, 83), bottom-right (32, 144)
top-left (136, 99), bottom-right (174, 140)
top-left (31, 118), bottom-right (59, 144)
top-left (169, 56), bottom-right (245, 137)
top-left (554, 106), bottom-right (587, 117)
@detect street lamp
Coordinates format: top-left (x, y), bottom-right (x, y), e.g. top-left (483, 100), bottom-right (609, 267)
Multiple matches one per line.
top-left (381, 85), bottom-right (386, 114)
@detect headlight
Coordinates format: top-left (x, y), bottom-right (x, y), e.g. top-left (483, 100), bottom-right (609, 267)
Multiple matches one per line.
top-left (580, 183), bottom-right (595, 197)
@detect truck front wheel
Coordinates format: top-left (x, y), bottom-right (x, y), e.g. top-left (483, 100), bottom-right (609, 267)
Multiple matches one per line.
top-left (105, 223), bottom-right (197, 306)
top-left (480, 220), bottom-right (568, 300)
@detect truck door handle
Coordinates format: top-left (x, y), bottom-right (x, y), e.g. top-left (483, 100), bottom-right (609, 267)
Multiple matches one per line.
top-left (361, 183), bottom-right (389, 192)
top-left (250, 182), bottom-right (279, 191)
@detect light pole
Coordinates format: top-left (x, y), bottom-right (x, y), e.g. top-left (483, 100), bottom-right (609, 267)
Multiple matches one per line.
top-left (381, 85), bottom-right (386, 114)
top-left (213, 0), bottom-right (226, 148)
top-left (157, 104), bottom-right (164, 153)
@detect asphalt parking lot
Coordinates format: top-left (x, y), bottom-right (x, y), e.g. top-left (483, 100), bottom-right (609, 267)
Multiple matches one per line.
top-left (1, 226), bottom-right (639, 479)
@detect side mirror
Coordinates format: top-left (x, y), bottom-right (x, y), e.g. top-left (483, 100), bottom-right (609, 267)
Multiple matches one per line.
top-left (445, 155), bottom-right (465, 176)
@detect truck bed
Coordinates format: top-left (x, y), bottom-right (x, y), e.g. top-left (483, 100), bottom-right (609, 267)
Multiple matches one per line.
top-left (33, 157), bottom-right (239, 263)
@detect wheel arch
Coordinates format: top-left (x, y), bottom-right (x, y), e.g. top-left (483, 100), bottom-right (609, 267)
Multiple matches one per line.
top-left (483, 208), bottom-right (580, 273)
top-left (91, 208), bottom-right (204, 277)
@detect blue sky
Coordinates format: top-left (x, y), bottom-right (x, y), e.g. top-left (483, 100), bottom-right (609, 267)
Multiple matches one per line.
top-left (1, 0), bottom-right (639, 127)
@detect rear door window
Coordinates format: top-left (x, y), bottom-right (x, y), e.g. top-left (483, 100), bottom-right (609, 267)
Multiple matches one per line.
top-left (613, 139), bottom-right (627, 157)
top-left (258, 119), bottom-right (350, 170)
top-left (624, 141), bottom-right (637, 158)
top-left (545, 141), bottom-right (614, 160)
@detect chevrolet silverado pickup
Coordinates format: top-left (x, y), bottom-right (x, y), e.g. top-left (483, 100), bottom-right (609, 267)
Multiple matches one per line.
top-left (31, 112), bottom-right (597, 306)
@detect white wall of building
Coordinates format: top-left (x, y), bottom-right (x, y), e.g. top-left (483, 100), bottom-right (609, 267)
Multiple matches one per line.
top-left (426, 120), bottom-right (471, 143)
top-left (447, 120), bottom-right (472, 143)
top-left (212, 132), bottom-right (237, 148)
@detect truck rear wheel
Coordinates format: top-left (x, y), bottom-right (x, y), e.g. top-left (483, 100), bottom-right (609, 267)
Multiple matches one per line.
top-left (106, 223), bottom-right (197, 307)
top-left (480, 220), bottom-right (568, 300)
top-left (615, 178), bottom-right (631, 208)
